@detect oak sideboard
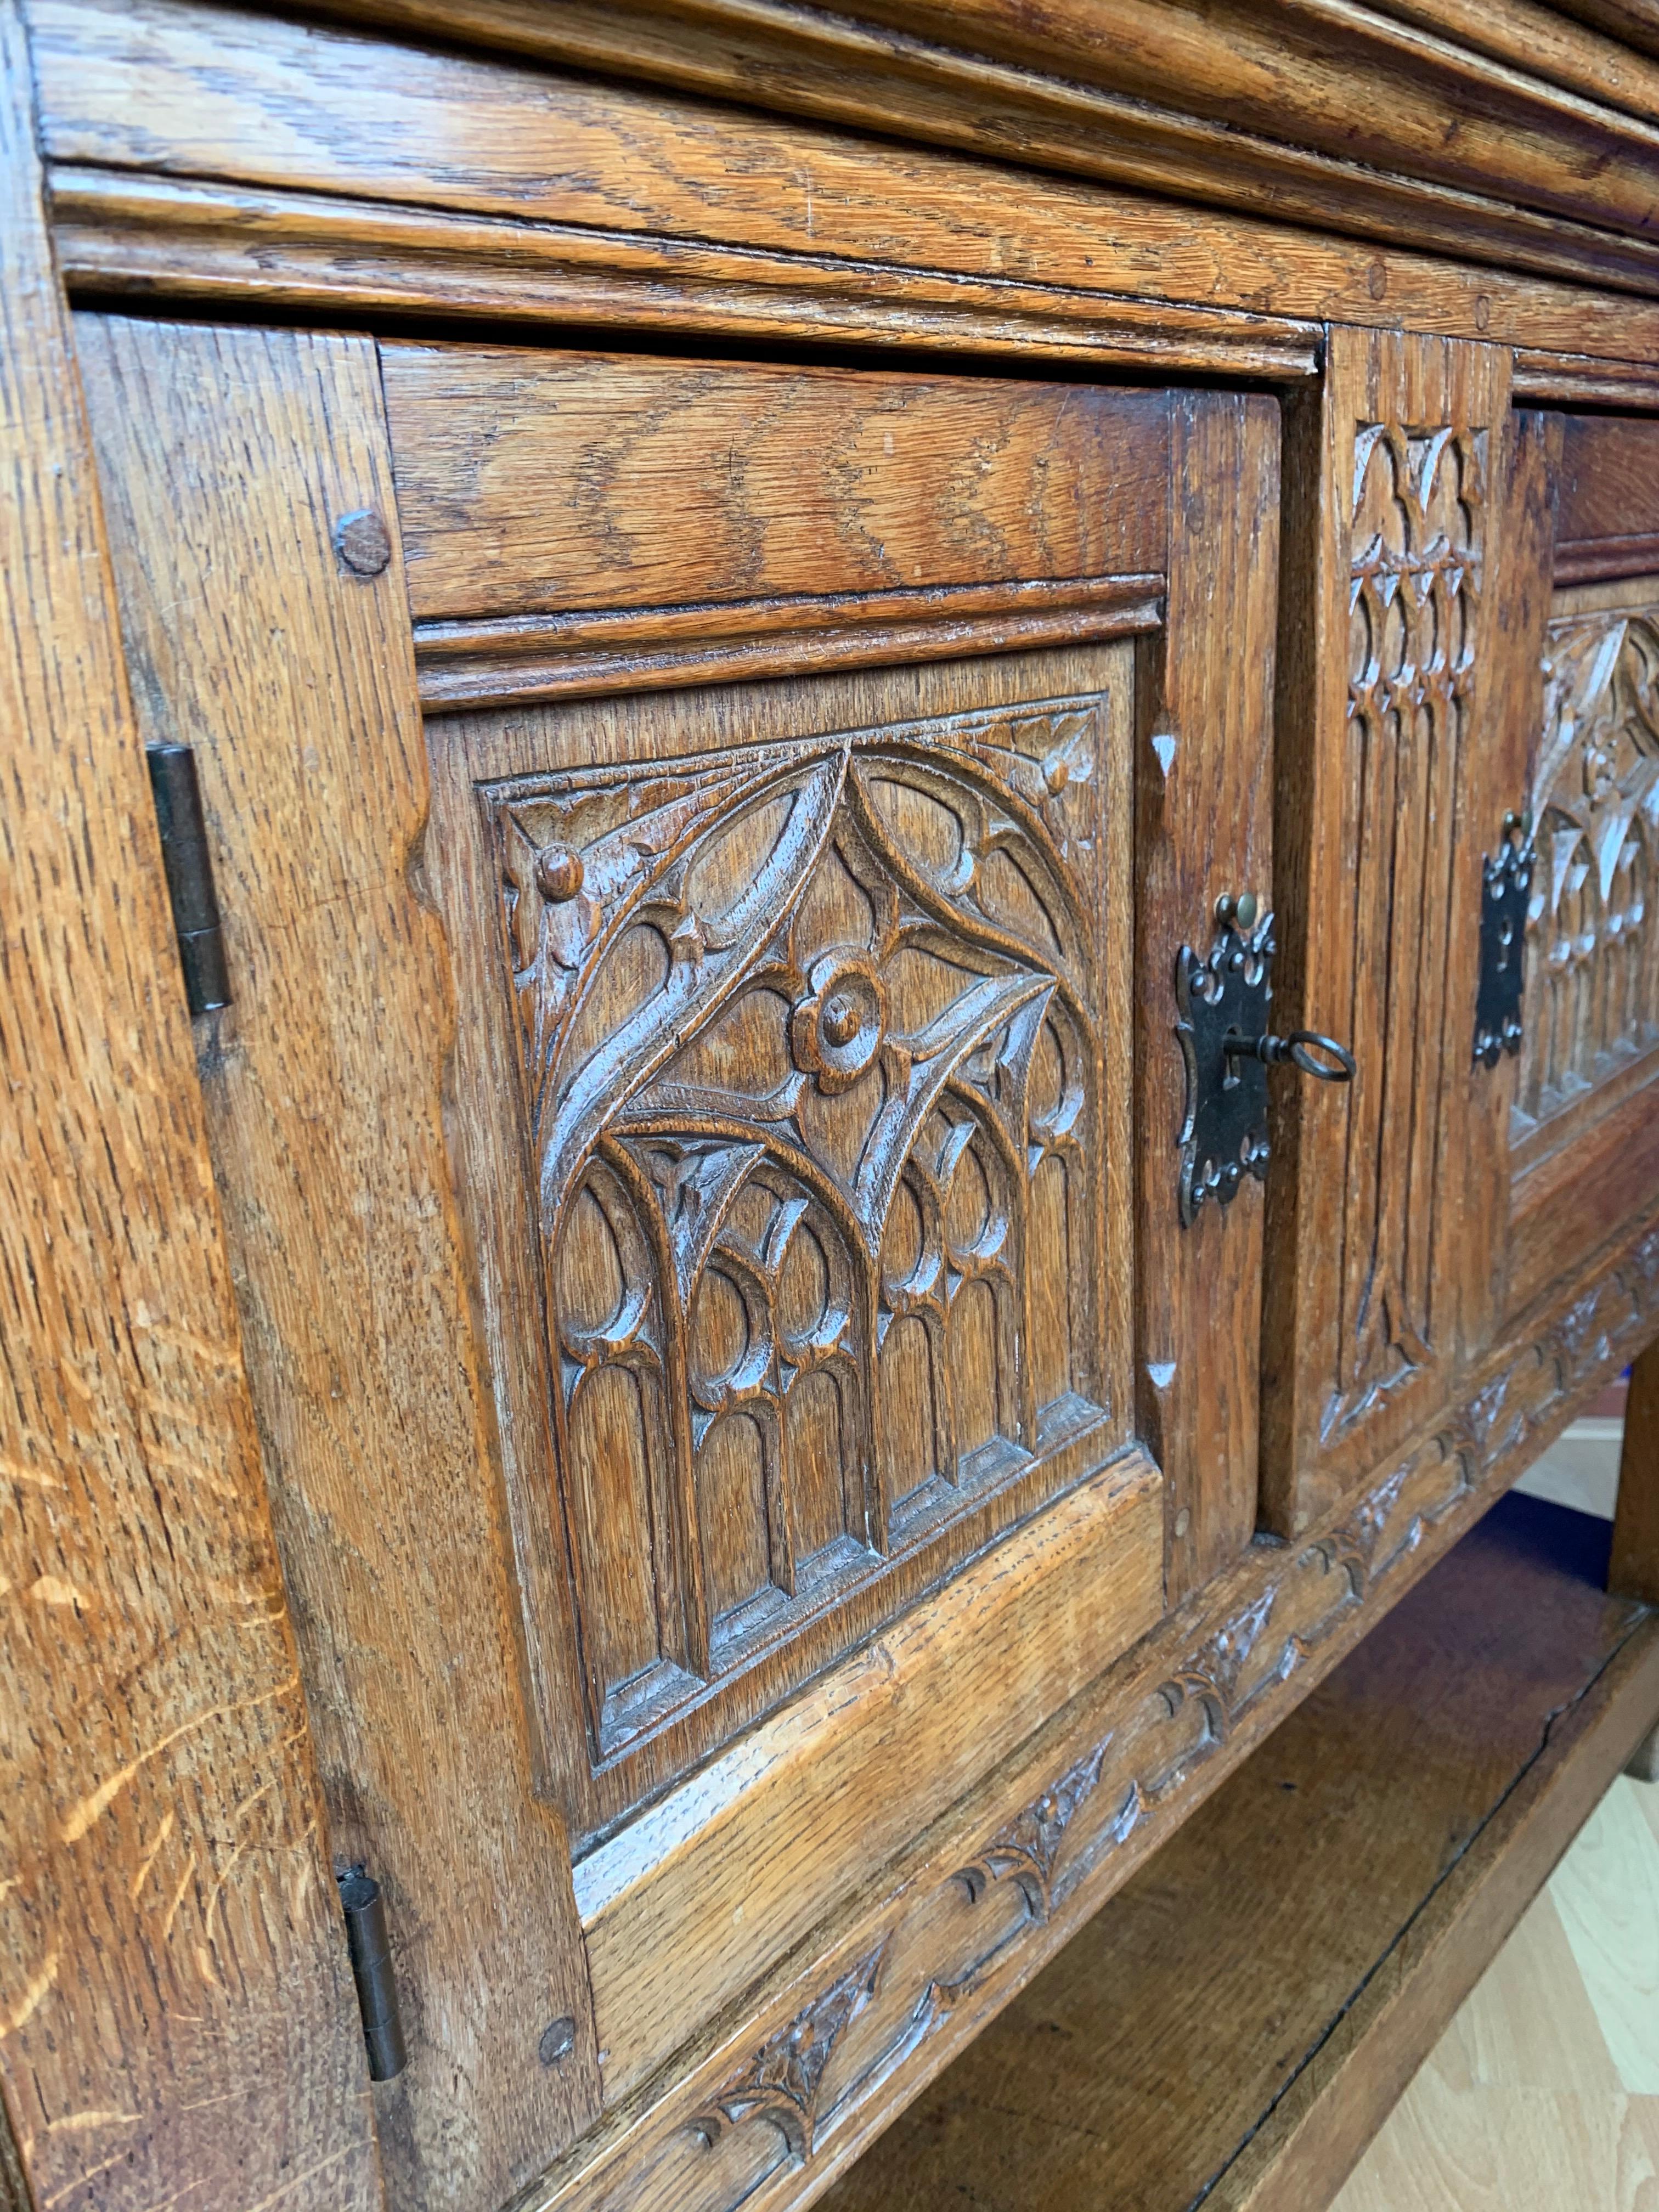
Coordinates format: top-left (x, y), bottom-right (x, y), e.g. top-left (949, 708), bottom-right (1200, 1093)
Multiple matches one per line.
top-left (8, 5), bottom-right (1659, 2211)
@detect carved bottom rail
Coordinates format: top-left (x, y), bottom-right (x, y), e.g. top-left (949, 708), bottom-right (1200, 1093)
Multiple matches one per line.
top-left (524, 1210), bottom-right (1659, 2212)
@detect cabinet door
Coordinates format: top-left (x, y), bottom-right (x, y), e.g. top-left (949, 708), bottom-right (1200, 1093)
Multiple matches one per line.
top-left (77, 316), bottom-right (1277, 2211)
top-left (1262, 328), bottom-right (1514, 1533)
top-left (1503, 411), bottom-right (1659, 1320)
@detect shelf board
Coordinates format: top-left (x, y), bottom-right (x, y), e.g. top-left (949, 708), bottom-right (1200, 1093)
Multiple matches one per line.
top-left (814, 1492), bottom-right (1659, 2212)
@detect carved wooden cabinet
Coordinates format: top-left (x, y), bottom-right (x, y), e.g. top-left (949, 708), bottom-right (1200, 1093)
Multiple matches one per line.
top-left (8, 8), bottom-right (1659, 2212)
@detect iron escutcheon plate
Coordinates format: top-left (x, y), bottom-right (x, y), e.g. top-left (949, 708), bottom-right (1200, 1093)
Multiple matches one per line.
top-left (1176, 910), bottom-right (1274, 1226)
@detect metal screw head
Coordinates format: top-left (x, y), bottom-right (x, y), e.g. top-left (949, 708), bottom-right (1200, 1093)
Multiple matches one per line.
top-left (334, 509), bottom-right (392, 577)
top-left (538, 2017), bottom-right (576, 2068)
top-left (534, 844), bottom-right (585, 902)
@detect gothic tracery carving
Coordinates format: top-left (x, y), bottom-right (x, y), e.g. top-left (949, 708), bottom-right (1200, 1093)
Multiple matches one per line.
top-left (481, 699), bottom-right (1110, 1762)
top-left (1520, 606), bottom-right (1659, 1129)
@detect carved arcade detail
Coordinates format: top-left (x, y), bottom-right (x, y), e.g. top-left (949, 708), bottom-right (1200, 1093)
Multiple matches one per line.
top-left (1519, 603), bottom-right (1659, 1131)
top-left (1334, 420), bottom-right (1486, 1434)
top-left (480, 699), bottom-right (1113, 1770)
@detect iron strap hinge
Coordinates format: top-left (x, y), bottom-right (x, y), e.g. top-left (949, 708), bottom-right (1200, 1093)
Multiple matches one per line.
top-left (144, 742), bottom-right (231, 1017)
top-left (1474, 811), bottom-right (1532, 1069)
top-left (337, 1866), bottom-right (408, 2082)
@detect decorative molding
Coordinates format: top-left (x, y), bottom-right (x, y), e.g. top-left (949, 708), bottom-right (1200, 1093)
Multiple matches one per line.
top-left (152, 0), bottom-right (1659, 300)
top-left (476, 697), bottom-right (1116, 1791)
top-left (1515, 352), bottom-right (1659, 415)
top-left (1519, 602), bottom-right (1659, 1131)
top-left (538, 1211), bottom-right (1659, 2212)
top-left (1553, 531), bottom-right (1659, 586)
top-left (1334, 418), bottom-right (1487, 1433)
top-left (46, 167), bottom-right (1321, 380)
top-left (415, 577), bottom-right (1164, 708)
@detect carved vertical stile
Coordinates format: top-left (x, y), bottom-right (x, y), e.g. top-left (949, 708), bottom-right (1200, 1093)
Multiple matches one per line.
top-left (1265, 331), bottom-right (1511, 1533)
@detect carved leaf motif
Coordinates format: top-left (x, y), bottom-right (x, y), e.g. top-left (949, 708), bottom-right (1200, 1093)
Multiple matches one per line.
top-left (956, 1737), bottom-right (1111, 1917)
top-left (690, 1941), bottom-right (887, 2161)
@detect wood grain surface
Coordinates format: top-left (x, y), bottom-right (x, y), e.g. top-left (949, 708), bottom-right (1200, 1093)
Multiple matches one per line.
top-left (582, 1450), bottom-right (1161, 2103)
top-left (1459, 407), bottom-right (1556, 1364)
top-left (31, 0), bottom-right (1659, 365)
top-left (74, 314), bottom-right (600, 2212)
top-left (179, 0), bottom-right (1659, 298)
top-left (0, 16), bottom-right (382, 2211)
top-left (522, 1204), bottom-right (1659, 2212)
top-left (381, 348), bottom-right (1171, 620)
top-left (1553, 415), bottom-right (1659, 581)
top-left (810, 1491), bottom-right (1659, 2212)
top-left (1134, 393), bottom-right (1281, 1604)
top-left (422, 638), bottom-right (1139, 1837)
top-left (1263, 329), bottom-right (1513, 1536)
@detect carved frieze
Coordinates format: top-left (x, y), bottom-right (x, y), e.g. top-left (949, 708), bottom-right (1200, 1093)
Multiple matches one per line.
top-left (1334, 420), bottom-right (1486, 1433)
top-left (478, 699), bottom-right (1113, 1768)
top-left (1520, 603), bottom-right (1659, 1130)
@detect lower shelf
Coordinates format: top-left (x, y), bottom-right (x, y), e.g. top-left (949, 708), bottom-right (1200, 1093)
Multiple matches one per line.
top-left (814, 1491), bottom-right (1659, 2212)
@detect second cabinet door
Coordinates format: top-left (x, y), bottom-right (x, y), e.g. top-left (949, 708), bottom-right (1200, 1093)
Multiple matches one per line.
top-left (78, 319), bottom-right (1278, 2212)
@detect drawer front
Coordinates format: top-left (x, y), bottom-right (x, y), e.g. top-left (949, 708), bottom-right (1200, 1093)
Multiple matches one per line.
top-left (79, 318), bottom-right (1278, 2209)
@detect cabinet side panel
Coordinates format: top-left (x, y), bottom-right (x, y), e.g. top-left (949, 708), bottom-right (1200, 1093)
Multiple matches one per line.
top-left (74, 313), bottom-right (601, 2212)
top-left (0, 16), bottom-right (383, 2209)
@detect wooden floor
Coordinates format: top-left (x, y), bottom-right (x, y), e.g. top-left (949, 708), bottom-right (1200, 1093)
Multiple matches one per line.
top-left (1334, 1771), bottom-right (1659, 2210)
top-left (1340, 1404), bottom-right (1656, 2212)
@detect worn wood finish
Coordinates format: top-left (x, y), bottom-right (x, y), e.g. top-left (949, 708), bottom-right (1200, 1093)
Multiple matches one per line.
top-left (72, 314), bottom-right (602, 2212)
top-left (1553, 415), bottom-right (1659, 582)
top-left (581, 1450), bottom-right (1160, 2104)
top-left (34, 1), bottom-right (1659, 366)
top-left (0, 15), bottom-right (383, 2210)
top-left (1459, 409), bottom-right (1558, 1363)
top-left (422, 637), bottom-right (1139, 1836)
top-left (1135, 394), bottom-right (1281, 1603)
top-left (229, 0), bottom-right (1659, 297)
top-left (1503, 544), bottom-right (1659, 1326)
top-left (1371, 0), bottom-right (1659, 118)
top-left (412, 580), bottom-right (1164, 711)
top-left (1513, 571), bottom-right (1659, 1149)
top-left (810, 0), bottom-right (1659, 242)
top-left (381, 349), bottom-right (1172, 622)
top-left (1612, 1333), bottom-right (1659, 1605)
top-left (1263, 328), bottom-right (1512, 1537)
top-left (522, 1202), bottom-right (1659, 2212)
top-left (812, 1491), bottom-right (1659, 2212)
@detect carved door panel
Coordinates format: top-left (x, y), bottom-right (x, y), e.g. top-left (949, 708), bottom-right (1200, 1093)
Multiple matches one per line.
top-left (1503, 413), bottom-right (1659, 1319)
top-left (1262, 328), bottom-right (1514, 1534)
top-left (77, 315), bottom-right (1278, 2211)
